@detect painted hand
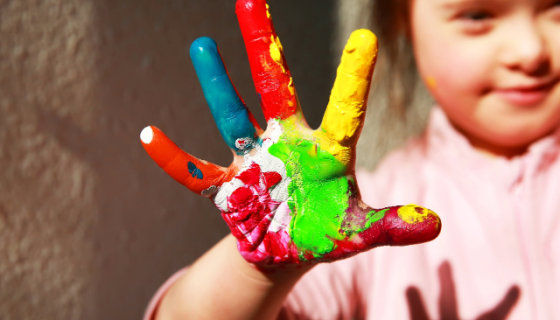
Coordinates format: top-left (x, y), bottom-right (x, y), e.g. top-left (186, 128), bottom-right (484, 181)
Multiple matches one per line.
top-left (140, 0), bottom-right (441, 266)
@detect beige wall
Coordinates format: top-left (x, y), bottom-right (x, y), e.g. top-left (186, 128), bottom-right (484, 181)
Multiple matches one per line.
top-left (0, 0), bottom-right (337, 319)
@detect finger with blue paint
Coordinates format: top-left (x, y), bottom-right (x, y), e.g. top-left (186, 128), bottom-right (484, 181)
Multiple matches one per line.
top-left (190, 37), bottom-right (262, 155)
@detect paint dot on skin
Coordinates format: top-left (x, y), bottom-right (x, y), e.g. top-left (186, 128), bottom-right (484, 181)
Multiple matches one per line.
top-left (288, 77), bottom-right (295, 96)
top-left (235, 137), bottom-right (255, 152)
top-left (188, 161), bottom-right (204, 179)
top-left (426, 76), bottom-right (437, 89)
top-left (267, 119), bottom-right (283, 143)
top-left (397, 204), bottom-right (436, 224)
top-left (266, 4), bottom-right (271, 19)
top-left (269, 35), bottom-right (285, 73)
top-left (201, 185), bottom-right (218, 196)
top-left (140, 126), bottom-right (153, 144)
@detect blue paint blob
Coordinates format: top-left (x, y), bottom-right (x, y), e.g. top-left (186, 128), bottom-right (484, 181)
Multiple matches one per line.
top-left (190, 37), bottom-right (257, 155)
top-left (188, 161), bottom-right (203, 179)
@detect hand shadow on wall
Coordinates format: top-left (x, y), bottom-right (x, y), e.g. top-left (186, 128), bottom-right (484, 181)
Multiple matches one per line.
top-left (406, 261), bottom-right (521, 320)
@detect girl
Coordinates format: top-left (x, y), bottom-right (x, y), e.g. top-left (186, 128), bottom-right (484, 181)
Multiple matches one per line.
top-left (142, 0), bottom-right (560, 319)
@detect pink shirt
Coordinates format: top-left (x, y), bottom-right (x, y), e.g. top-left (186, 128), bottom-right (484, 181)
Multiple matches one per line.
top-left (145, 107), bottom-right (560, 319)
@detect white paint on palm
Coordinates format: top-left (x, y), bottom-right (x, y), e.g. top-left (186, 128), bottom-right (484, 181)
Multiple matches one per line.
top-left (213, 122), bottom-right (293, 233)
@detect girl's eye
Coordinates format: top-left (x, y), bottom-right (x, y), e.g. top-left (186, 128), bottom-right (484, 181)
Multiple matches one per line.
top-left (461, 10), bottom-right (491, 21)
top-left (549, 0), bottom-right (560, 21)
top-left (456, 10), bottom-right (493, 34)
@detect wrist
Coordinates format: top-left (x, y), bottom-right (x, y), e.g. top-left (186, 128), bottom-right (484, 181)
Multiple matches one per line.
top-left (227, 233), bottom-right (314, 287)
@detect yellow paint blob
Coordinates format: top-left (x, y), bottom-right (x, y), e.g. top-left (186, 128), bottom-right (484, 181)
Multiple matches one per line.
top-left (266, 4), bottom-right (271, 19)
top-left (317, 29), bottom-right (377, 163)
top-left (397, 204), bottom-right (436, 224)
top-left (426, 76), bottom-right (437, 89)
top-left (288, 77), bottom-right (295, 95)
top-left (313, 130), bottom-right (353, 165)
top-left (269, 35), bottom-right (286, 73)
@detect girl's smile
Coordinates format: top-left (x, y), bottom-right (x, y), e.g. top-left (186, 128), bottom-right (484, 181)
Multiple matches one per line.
top-left (411, 0), bottom-right (560, 157)
top-left (492, 77), bottom-right (558, 106)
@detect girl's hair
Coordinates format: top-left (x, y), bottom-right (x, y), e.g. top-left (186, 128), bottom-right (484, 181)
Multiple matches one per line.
top-left (371, 0), bottom-right (418, 114)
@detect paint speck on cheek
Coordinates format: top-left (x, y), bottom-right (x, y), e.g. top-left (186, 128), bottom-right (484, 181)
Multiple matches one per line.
top-left (426, 76), bottom-right (437, 89)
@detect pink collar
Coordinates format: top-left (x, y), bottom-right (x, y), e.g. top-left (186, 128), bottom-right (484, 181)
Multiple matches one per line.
top-left (424, 106), bottom-right (560, 185)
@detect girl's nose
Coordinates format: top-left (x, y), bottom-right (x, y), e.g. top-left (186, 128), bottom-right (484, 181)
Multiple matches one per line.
top-left (501, 19), bottom-right (549, 76)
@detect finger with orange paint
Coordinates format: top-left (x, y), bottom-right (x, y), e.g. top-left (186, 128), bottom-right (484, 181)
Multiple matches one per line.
top-left (140, 126), bottom-right (232, 196)
top-left (236, 0), bottom-right (300, 122)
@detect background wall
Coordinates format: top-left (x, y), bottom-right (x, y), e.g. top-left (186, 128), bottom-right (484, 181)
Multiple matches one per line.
top-left (0, 0), bottom-right (433, 319)
top-left (0, 0), bottom-right (336, 319)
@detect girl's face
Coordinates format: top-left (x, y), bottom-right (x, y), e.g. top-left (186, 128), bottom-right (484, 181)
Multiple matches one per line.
top-left (411, 0), bottom-right (560, 156)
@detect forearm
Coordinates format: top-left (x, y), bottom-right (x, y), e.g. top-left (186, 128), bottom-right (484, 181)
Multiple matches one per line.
top-left (155, 234), bottom-right (312, 320)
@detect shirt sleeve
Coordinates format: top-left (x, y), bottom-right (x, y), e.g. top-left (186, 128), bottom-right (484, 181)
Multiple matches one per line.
top-left (143, 268), bottom-right (188, 320)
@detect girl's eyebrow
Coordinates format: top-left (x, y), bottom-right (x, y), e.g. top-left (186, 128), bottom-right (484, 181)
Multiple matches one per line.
top-left (438, 0), bottom-right (506, 10)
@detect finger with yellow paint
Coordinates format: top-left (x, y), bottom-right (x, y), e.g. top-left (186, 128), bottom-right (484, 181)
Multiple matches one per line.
top-left (321, 30), bottom-right (378, 148)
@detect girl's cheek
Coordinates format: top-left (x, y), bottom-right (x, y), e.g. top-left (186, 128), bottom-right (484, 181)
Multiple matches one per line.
top-left (418, 39), bottom-right (492, 105)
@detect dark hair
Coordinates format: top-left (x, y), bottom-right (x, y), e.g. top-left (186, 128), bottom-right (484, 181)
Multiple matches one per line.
top-left (371, 0), bottom-right (418, 115)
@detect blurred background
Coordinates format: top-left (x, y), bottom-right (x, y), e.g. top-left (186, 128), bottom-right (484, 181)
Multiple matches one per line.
top-left (0, 0), bottom-right (431, 319)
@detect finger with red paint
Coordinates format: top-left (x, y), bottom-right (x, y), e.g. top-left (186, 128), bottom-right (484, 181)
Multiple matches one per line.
top-left (236, 0), bottom-right (301, 122)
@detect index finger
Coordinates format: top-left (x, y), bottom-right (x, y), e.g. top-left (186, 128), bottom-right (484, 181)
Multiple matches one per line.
top-left (236, 0), bottom-right (299, 122)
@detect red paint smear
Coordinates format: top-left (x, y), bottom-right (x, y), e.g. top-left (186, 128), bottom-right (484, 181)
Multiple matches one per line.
top-left (236, 0), bottom-right (297, 121)
top-left (263, 171), bottom-right (281, 188)
top-left (141, 126), bottom-right (231, 194)
top-left (237, 164), bottom-right (261, 185)
top-left (222, 162), bottom-right (302, 264)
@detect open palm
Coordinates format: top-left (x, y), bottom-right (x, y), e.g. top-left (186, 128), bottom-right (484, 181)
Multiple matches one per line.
top-left (141, 0), bottom-right (441, 266)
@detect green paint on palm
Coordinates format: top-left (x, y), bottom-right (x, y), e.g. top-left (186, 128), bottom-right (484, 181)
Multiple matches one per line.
top-left (364, 208), bottom-right (388, 230)
top-left (269, 139), bottom-right (363, 256)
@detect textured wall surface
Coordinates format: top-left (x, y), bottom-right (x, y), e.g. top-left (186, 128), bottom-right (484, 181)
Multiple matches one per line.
top-left (0, 0), bottom-right (335, 319)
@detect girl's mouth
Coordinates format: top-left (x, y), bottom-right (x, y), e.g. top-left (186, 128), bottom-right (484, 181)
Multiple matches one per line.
top-left (494, 80), bottom-right (557, 106)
